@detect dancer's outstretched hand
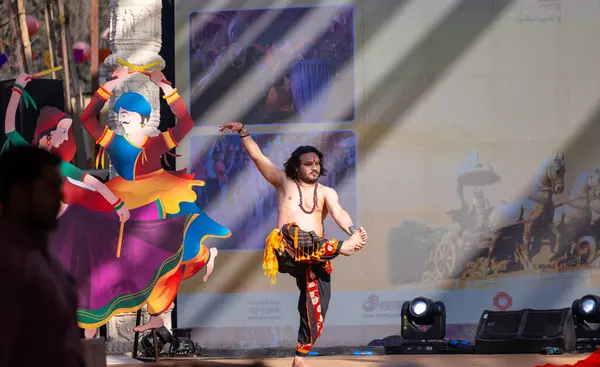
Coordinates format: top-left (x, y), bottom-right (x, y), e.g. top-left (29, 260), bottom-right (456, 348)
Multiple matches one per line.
top-left (219, 121), bottom-right (243, 135)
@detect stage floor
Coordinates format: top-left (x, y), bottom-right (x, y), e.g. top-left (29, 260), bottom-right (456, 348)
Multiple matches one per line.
top-left (111, 353), bottom-right (590, 367)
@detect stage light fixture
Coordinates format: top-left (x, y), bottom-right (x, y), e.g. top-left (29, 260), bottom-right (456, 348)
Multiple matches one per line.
top-left (140, 326), bottom-right (173, 358)
top-left (169, 328), bottom-right (197, 357)
top-left (401, 297), bottom-right (446, 341)
top-left (573, 295), bottom-right (600, 322)
top-left (572, 295), bottom-right (600, 352)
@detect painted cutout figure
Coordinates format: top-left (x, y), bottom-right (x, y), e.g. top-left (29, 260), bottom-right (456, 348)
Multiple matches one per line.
top-left (4, 73), bottom-right (196, 339)
top-left (3, 73), bottom-right (130, 219)
top-left (80, 67), bottom-right (231, 332)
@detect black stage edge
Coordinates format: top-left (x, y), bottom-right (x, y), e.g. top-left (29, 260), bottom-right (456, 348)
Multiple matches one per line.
top-left (193, 346), bottom-right (385, 359)
top-left (187, 341), bottom-right (476, 358)
top-left (137, 357), bottom-right (268, 366)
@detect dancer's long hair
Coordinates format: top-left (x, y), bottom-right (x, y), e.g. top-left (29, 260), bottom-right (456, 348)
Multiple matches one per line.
top-left (283, 145), bottom-right (328, 180)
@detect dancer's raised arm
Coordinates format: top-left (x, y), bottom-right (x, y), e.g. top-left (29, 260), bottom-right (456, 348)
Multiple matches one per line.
top-left (81, 68), bottom-right (128, 140)
top-left (4, 73), bottom-right (32, 144)
top-left (149, 70), bottom-right (194, 149)
top-left (219, 122), bottom-right (284, 188)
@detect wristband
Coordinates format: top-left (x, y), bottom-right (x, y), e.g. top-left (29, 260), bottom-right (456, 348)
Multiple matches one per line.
top-left (13, 83), bottom-right (37, 110)
top-left (97, 85), bottom-right (112, 101)
top-left (348, 226), bottom-right (357, 234)
top-left (162, 88), bottom-right (178, 100)
top-left (112, 198), bottom-right (124, 211)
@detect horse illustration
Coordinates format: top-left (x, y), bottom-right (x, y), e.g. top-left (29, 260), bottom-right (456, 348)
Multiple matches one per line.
top-left (485, 152), bottom-right (566, 273)
top-left (551, 166), bottom-right (600, 265)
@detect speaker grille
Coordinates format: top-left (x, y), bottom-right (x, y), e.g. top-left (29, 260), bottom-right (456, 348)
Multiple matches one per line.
top-left (480, 311), bottom-right (523, 339)
top-left (522, 309), bottom-right (566, 337)
top-left (475, 308), bottom-right (576, 353)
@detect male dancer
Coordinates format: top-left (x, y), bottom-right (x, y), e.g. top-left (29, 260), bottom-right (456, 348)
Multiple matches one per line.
top-left (219, 122), bottom-right (367, 367)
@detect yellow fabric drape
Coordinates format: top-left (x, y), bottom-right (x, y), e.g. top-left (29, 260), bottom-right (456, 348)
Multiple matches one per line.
top-left (263, 229), bottom-right (285, 284)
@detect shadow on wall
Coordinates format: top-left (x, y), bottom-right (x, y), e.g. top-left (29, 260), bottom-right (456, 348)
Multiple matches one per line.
top-left (387, 221), bottom-right (447, 285)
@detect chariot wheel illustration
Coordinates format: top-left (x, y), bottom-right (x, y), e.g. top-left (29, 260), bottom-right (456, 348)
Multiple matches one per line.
top-left (433, 239), bottom-right (458, 279)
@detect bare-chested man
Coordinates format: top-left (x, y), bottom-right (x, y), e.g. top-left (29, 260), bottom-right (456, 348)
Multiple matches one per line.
top-left (219, 122), bottom-right (367, 367)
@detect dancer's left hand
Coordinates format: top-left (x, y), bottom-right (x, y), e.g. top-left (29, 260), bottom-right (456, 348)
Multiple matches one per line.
top-left (150, 70), bottom-right (174, 95)
top-left (117, 206), bottom-right (131, 222)
top-left (15, 73), bottom-right (32, 87)
top-left (150, 70), bottom-right (167, 86)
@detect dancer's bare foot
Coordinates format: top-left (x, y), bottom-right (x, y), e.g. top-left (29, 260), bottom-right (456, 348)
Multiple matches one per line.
top-left (84, 328), bottom-right (98, 339)
top-left (355, 227), bottom-right (368, 251)
top-left (340, 230), bottom-right (362, 256)
top-left (133, 315), bottom-right (164, 332)
top-left (292, 355), bottom-right (310, 367)
top-left (203, 247), bottom-right (219, 282)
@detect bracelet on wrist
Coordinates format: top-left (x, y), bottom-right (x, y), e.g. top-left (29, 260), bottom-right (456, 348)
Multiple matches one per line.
top-left (12, 84), bottom-right (37, 110)
top-left (112, 198), bottom-right (124, 211)
top-left (348, 225), bottom-right (357, 234)
top-left (239, 127), bottom-right (249, 138)
top-left (162, 88), bottom-right (178, 100)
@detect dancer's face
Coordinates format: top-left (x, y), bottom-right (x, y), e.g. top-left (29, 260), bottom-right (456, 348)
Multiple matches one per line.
top-left (298, 152), bottom-right (320, 184)
top-left (49, 118), bottom-right (72, 147)
top-left (118, 108), bottom-right (146, 136)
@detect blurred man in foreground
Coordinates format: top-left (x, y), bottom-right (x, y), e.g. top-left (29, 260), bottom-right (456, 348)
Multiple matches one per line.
top-left (0, 146), bottom-right (84, 367)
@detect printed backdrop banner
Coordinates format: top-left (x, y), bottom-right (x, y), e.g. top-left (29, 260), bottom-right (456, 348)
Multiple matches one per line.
top-left (174, 0), bottom-right (600, 348)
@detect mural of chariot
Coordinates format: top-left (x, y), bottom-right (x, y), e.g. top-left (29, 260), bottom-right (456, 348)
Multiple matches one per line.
top-left (389, 151), bottom-right (600, 286)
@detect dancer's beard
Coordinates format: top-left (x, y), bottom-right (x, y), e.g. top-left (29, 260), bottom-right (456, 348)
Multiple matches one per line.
top-left (299, 172), bottom-right (319, 185)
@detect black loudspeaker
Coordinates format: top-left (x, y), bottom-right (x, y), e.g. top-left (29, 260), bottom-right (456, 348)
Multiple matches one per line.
top-left (0, 78), bottom-right (66, 145)
top-left (474, 308), bottom-right (576, 354)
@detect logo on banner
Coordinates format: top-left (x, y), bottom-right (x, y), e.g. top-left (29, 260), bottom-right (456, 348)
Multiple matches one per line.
top-left (493, 292), bottom-right (513, 311)
top-left (362, 294), bottom-right (403, 318)
top-left (363, 294), bottom-right (379, 312)
top-left (247, 298), bottom-right (283, 321)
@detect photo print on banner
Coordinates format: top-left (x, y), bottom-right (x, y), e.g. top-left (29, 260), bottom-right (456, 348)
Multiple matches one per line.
top-left (189, 130), bottom-right (358, 251)
top-left (188, 5), bottom-right (356, 125)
